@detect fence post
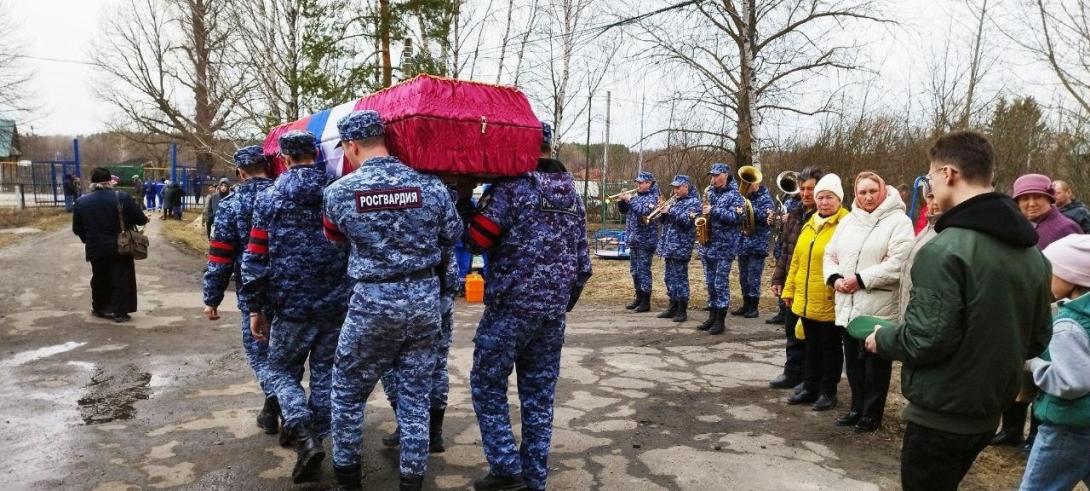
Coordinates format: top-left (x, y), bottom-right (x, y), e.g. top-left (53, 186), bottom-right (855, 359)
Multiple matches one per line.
top-left (15, 184), bottom-right (24, 210)
top-left (170, 144), bottom-right (178, 182)
top-left (72, 139), bottom-right (81, 177)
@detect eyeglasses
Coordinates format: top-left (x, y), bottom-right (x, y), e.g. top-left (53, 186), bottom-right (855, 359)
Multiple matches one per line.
top-left (921, 166), bottom-right (953, 193)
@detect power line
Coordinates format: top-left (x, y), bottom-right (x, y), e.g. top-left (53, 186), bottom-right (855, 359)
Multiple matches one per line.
top-left (12, 54), bottom-right (103, 67)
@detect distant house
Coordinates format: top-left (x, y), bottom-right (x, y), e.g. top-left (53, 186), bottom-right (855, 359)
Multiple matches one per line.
top-left (0, 119), bottom-right (20, 163)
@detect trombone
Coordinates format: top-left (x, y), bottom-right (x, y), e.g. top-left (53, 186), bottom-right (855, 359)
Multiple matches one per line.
top-left (644, 196), bottom-right (676, 224)
top-left (605, 188), bottom-right (638, 203)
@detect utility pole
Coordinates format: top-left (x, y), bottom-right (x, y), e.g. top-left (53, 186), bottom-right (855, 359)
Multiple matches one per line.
top-left (583, 93), bottom-right (593, 202)
top-left (638, 94), bottom-right (645, 173)
top-left (601, 90), bottom-right (611, 224)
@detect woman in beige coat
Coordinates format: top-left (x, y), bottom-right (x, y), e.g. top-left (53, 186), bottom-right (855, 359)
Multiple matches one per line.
top-left (823, 171), bottom-right (914, 432)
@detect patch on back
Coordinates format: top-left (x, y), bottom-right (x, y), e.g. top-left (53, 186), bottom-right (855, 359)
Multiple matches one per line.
top-left (539, 196), bottom-right (579, 216)
top-left (355, 187), bottom-right (423, 212)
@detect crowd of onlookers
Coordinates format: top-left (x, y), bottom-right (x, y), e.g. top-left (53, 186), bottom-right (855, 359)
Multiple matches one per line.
top-left (766, 131), bottom-right (1090, 490)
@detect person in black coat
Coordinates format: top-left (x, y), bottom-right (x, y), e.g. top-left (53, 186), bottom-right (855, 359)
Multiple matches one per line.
top-left (72, 167), bottom-right (149, 322)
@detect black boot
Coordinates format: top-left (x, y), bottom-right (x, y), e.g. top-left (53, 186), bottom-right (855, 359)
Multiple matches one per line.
top-left (334, 463), bottom-right (363, 491)
top-left (812, 393), bottom-right (838, 411)
top-left (787, 389), bottom-right (819, 405)
top-left (769, 373), bottom-right (801, 389)
top-left (256, 396), bottom-right (280, 435)
top-left (730, 299), bottom-right (747, 316)
top-left (743, 296), bottom-right (760, 318)
top-left (707, 309), bottom-right (727, 335)
top-left (657, 299), bottom-right (678, 318)
top-left (473, 473), bottom-right (529, 491)
top-left (633, 291), bottom-right (651, 313)
top-left (625, 293), bottom-right (641, 310)
top-left (400, 474), bottom-right (424, 491)
top-left (279, 421), bottom-right (295, 447)
top-left (697, 308), bottom-right (717, 331)
top-left (765, 303), bottom-right (786, 325)
top-left (991, 402), bottom-right (1028, 446)
top-left (429, 408), bottom-right (446, 453)
top-left (291, 424), bottom-right (325, 484)
top-left (672, 300), bottom-right (688, 322)
top-left (382, 424), bottom-right (401, 447)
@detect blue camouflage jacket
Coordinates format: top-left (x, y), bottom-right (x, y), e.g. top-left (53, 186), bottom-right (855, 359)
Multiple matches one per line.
top-left (239, 165), bottom-right (349, 320)
top-left (616, 185), bottom-right (660, 250)
top-left (321, 156), bottom-right (461, 283)
top-left (737, 185), bottom-right (775, 256)
top-left (702, 179), bottom-right (745, 260)
top-left (202, 177), bottom-right (274, 307)
top-left (461, 159), bottom-right (593, 317)
top-left (656, 187), bottom-right (702, 259)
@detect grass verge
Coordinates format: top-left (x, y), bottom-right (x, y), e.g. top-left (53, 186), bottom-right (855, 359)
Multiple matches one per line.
top-left (0, 207), bottom-right (71, 249)
top-left (162, 211), bottom-right (208, 254)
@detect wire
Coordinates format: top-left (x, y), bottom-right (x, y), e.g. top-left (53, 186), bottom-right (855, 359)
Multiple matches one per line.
top-left (11, 54), bottom-right (103, 67)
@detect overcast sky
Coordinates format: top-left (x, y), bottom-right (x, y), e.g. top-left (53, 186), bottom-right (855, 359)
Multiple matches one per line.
top-left (8, 0), bottom-right (1073, 150)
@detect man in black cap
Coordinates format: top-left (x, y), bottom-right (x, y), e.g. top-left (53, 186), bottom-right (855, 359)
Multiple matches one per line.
top-left (72, 167), bottom-right (149, 322)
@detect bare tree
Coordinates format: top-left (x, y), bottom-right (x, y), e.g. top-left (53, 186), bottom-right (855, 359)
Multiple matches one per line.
top-left (92, 0), bottom-right (251, 174)
top-left (638, 0), bottom-right (891, 168)
top-left (1019, 0), bottom-right (1090, 117)
top-left (0, 1), bottom-right (33, 118)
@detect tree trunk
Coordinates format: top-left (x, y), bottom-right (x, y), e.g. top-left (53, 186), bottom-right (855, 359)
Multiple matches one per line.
top-left (190, 0), bottom-right (214, 176)
top-left (379, 0), bottom-right (392, 87)
top-left (735, 0), bottom-right (759, 169)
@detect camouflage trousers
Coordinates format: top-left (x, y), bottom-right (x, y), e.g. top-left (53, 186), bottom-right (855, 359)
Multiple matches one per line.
top-left (331, 279), bottom-right (440, 477)
top-left (471, 308), bottom-right (566, 491)
top-left (267, 313), bottom-right (344, 437)
top-left (239, 309), bottom-right (274, 398)
top-left (628, 247), bottom-right (654, 294)
top-left (702, 256), bottom-right (735, 310)
top-left (736, 254), bottom-right (765, 298)
top-left (381, 296), bottom-right (455, 411)
top-left (663, 257), bottom-right (691, 301)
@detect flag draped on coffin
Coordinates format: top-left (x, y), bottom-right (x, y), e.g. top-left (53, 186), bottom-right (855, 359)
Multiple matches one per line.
top-left (262, 75), bottom-right (544, 179)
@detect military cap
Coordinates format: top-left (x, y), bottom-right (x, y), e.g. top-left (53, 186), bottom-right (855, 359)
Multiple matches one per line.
top-left (634, 171), bottom-right (654, 183)
top-left (335, 110), bottom-right (385, 146)
top-left (234, 145), bottom-right (268, 168)
top-left (708, 163), bottom-right (730, 175)
top-left (279, 130), bottom-right (319, 156)
top-left (670, 175), bottom-right (692, 187)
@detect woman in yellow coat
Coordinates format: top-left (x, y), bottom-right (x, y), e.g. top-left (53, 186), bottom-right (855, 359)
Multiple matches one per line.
top-left (781, 173), bottom-right (849, 411)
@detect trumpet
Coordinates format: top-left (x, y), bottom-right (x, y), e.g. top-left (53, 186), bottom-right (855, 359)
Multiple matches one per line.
top-left (605, 188), bottom-right (638, 202)
top-left (644, 196), bottom-right (676, 224)
top-left (738, 165), bottom-right (763, 236)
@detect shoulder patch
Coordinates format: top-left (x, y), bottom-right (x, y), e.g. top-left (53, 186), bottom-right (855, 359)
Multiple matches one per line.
top-left (355, 187), bottom-right (423, 213)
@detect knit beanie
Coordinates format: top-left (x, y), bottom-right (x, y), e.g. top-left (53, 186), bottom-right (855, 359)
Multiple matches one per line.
top-left (814, 173), bottom-right (844, 202)
top-left (90, 167), bottom-right (111, 183)
top-left (1043, 234), bottom-right (1090, 288)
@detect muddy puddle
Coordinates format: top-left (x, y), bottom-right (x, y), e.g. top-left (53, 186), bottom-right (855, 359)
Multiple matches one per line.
top-left (78, 364), bottom-right (151, 425)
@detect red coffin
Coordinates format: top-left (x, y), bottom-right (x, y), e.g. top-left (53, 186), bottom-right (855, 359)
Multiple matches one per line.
top-left (263, 75), bottom-right (543, 178)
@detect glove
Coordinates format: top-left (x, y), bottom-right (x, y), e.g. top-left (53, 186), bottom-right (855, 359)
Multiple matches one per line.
top-left (566, 284), bottom-right (585, 312)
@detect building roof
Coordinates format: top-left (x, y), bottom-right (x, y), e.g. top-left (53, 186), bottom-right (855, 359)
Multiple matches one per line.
top-left (0, 119), bottom-right (20, 159)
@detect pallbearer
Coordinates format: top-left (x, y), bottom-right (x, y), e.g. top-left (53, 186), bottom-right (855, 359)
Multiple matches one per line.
top-left (616, 171), bottom-right (659, 312)
top-left (654, 175), bottom-right (703, 323)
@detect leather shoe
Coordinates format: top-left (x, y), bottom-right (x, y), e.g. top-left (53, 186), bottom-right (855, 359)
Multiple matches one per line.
top-left (112, 313), bottom-right (131, 323)
top-left (91, 309), bottom-right (112, 319)
top-left (787, 390), bottom-right (818, 405)
top-left (812, 394), bottom-right (838, 411)
top-left (835, 411), bottom-right (861, 427)
top-left (854, 417), bottom-right (880, 433)
top-left (473, 473), bottom-right (529, 491)
top-left (768, 373), bottom-right (800, 389)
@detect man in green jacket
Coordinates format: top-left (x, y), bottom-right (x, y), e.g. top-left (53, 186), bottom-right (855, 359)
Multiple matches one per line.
top-left (865, 130), bottom-right (1053, 491)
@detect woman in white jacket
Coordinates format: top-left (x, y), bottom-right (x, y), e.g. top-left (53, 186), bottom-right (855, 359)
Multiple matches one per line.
top-left (823, 171), bottom-right (914, 432)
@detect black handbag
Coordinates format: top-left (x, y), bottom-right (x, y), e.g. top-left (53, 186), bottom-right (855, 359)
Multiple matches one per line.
top-left (116, 192), bottom-right (149, 260)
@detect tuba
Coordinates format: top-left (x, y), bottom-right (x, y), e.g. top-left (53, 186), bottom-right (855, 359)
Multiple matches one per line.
top-left (737, 165), bottom-right (763, 236)
top-left (774, 170), bottom-right (800, 215)
top-left (694, 186), bottom-right (711, 245)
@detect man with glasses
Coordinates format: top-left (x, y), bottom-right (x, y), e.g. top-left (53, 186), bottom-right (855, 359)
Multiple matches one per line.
top-left (865, 130), bottom-right (1053, 490)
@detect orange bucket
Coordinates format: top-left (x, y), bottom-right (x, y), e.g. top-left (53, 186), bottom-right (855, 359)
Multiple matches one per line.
top-left (465, 272), bottom-right (485, 303)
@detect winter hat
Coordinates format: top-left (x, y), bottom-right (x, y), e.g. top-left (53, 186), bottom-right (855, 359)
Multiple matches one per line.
top-left (1043, 234), bottom-right (1090, 288)
top-left (814, 173), bottom-right (844, 202)
top-left (90, 167), bottom-right (111, 183)
top-left (1013, 173), bottom-right (1055, 203)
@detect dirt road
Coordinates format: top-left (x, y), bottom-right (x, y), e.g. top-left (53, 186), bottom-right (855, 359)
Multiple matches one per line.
top-left (0, 217), bottom-right (911, 490)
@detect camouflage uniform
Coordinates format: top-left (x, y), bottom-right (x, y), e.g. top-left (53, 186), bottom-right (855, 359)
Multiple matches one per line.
top-left (239, 131), bottom-right (349, 439)
top-left (703, 164), bottom-right (745, 311)
top-left (202, 146), bottom-right (275, 399)
top-left (656, 176), bottom-right (702, 303)
top-left (324, 111), bottom-right (462, 481)
top-left (616, 171), bottom-right (659, 296)
top-left (735, 185), bottom-right (775, 312)
top-left (458, 132), bottom-right (592, 491)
